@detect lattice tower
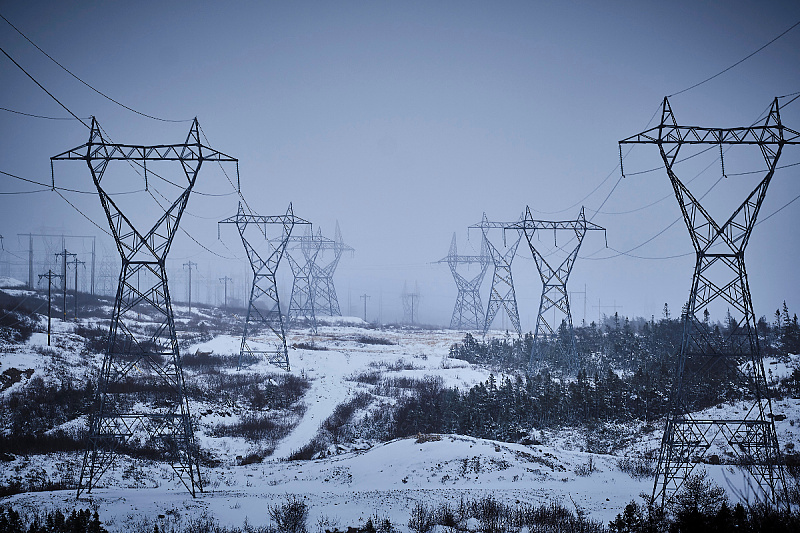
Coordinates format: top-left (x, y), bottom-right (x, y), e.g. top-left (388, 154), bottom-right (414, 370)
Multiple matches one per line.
top-left (52, 118), bottom-right (237, 497)
top-left (470, 213), bottom-right (523, 336)
top-left (435, 233), bottom-right (490, 330)
top-left (620, 97), bottom-right (799, 508)
top-left (219, 202), bottom-right (311, 371)
top-left (507, 206), bottom-right (605, 371)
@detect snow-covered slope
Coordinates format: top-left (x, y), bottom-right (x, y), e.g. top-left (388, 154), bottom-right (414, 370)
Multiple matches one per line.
top-left (2, 310), bottom-right (798, 532)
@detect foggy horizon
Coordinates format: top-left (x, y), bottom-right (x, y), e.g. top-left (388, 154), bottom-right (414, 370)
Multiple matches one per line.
top-left (2, 2), bottom-right (800, 328)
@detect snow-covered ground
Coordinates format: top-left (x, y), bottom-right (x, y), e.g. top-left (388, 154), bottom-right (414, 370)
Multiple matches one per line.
top-left (1, 308), bottom-right (798, 531)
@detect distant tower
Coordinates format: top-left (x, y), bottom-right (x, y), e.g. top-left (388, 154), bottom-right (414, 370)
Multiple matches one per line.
top-left (470, 213), bottom-right (522, 336)
top-left (286, 231), bottom-right (323, 330)
top-left (309, 222), bottom-right (353, 317)
top-left (507, 206), bottom-right (605, 371)
top-left (620, 97), bottom-right (797, 508)
top-left (219, 202), bottom-right (311, 370)
top-left (436, 233), bottom-right (489, 330)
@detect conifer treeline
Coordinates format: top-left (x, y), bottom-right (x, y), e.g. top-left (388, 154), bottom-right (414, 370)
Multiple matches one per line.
top-left (378, 305), bottom-right (800, 442)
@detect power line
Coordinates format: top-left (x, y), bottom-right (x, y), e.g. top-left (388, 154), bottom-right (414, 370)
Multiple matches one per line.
top-left (0, 12), bottom-right (190, 123)
top-left (0, 45), bottom-right (88, 128)
top-left (0, 106), bottom-right (89, 120)
top-left (669, 19), bottom-right (800, 97)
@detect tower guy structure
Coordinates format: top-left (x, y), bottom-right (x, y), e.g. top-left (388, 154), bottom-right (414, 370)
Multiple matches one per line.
top-left (219, 202), bottom-right (311, 371)
top-left (620, 97), bottom-right (798, 507)
top-left (435, 233), bottom-right (490, 330)
top-left (309, 223), bottom-right (353, 317)
top-left (53, 118), bottom-right (237, 497)
top-left (470, 213), bottom-right (522, 336)
top-left (507, 206), bottom-right (605, 371)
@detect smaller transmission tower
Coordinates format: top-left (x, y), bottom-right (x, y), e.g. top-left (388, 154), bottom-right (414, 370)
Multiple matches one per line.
top-left (470, 213), bottom-right (522, 336)
top-left (507, 206), bottom-right (606, 371)
top-left (435, 233), bottom-right (490, 330)
top-left (219, 202), bottom-right (311, 370)
top-left (219, 276), bottom-right (232, 310)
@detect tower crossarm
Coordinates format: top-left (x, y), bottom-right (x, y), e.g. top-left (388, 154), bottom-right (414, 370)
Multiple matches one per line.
top-left (52, 119), bottom-right (238, 164)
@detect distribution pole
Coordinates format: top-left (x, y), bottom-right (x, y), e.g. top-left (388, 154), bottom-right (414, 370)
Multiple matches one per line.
top-left (183, 260), bottom-right (197, 315)
top-left (69, 255), bottom-right (85, 320)
top-left (219, 276), bottom-right (232, 310)
top-left (54, 249), bottom-right (76, 322)
top-left (37, 270), bottom-right (62, 346)
top-left (360, 293), bottom-right (370, 322)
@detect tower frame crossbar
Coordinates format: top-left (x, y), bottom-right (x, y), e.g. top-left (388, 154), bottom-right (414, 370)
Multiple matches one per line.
top-left (52, 117), bottom-right (237, 497)
top-left (620, 96), bottom-right (800, 508)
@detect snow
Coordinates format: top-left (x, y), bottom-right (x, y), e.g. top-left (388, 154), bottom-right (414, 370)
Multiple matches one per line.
top-left (2, 319), bottom-right (799, 532)
top-left (0, 276), bottom-right (26, 289)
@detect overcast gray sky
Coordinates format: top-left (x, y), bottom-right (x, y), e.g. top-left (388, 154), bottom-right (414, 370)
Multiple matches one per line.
top-left (1, 1), bottom-right (799, 327)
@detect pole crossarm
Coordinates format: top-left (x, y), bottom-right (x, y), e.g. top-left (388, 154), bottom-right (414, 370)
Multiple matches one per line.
top-left (51, 118), bottom-right (234, 498)
top-left (469, 213), bottom-right (523, 336)
top-left (507, 206), bottom-right (606, 370)
top-left (219, 202), bottom-right (311, 370)
top-left (620, 97), bottom-right (792, 508)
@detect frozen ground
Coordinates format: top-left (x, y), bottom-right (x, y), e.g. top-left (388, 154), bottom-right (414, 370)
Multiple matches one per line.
top-left (1, 311), bottom-right (798, 531)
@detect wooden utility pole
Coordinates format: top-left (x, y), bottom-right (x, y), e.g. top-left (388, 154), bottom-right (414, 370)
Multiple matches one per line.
top-left (183, 260), bottom-right (197, 314)
top-left (38, 270), bottom-right (62, 346)
top-left (360, 293), bottom-right (370, 322)
top-left (69, 256), bottom-right (85, 320)
top-left (54, 249), bottom-right (76, 321)
top-left (219, 275), bottom-right (232, 310)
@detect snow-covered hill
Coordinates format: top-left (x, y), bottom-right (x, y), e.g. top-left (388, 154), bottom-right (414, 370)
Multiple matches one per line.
top-left (1, 302), bottom-right (798, 532)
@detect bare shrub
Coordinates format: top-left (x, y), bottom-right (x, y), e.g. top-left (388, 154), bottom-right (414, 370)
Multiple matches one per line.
top-left (268, 496), bottom-right (309, 533)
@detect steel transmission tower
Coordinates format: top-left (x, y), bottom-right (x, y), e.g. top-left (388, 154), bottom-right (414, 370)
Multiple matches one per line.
top-left (620, 97), bottom-right (799, 507)
top-left (286, 232), bottom-right (323, 330)
top-left (52, 118), bottom-right (237, 497)
top-left (507, 206), bottom-right (605, 370)
top-left (219, 202), bottom-right (311, 371)
top-left (435, 233), bottom-right (490, 330)
top-left (470, 214), bottom-right (523, 336)
top-left (309, 223), bottom-right (354, 317)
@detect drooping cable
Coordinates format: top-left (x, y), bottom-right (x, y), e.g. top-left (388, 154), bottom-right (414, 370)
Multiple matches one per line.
top-left (0, 106), bottom-right (90, 120)
top-left (0, 45), bottom-right (88, 128)
top-left (669, 19), bottom-right (800, 97)
top-left (0, 12), bottom-right (190, 123)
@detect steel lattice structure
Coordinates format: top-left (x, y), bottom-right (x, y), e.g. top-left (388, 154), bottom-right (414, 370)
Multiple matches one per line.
top-left (435, 233), bottom-right (490, 330)
top-left (507, 206), bottom-right (605, 371)
top-left (53, 118), bottom-right (237, 497)
top-left (286, 232), bottom-right (323, 330)
top-left (470, 214), bottom-right (523, 336)
top-left (620, 97), bottom-right (800, 508)
top-left (308, 223), bottom-right (353, 317)
top-left (219, 202), bottom-right (311, 371)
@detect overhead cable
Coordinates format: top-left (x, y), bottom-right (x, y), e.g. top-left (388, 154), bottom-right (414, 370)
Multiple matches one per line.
top-left (0, 12), bottom-right (190, 123)
top-left (669, 19), bottom-right (800, 97)
top-left (0, 45), bottom-right (88, 128)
